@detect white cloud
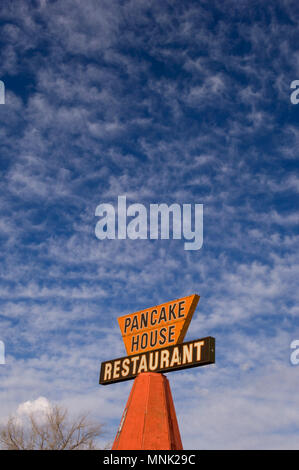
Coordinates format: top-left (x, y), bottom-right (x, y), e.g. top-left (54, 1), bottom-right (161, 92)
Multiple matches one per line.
top-left (16, 396), bottom-right (52, 425)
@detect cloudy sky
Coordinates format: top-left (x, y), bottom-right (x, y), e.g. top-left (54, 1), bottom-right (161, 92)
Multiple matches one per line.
top-left (0, 0), bottom-right (299, 450)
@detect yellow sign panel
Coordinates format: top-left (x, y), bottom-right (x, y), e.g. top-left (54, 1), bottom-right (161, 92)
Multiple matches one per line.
top-left (118, 294), bottom-right (199, 355)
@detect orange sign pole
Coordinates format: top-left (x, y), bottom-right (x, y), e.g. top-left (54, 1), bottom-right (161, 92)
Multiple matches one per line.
top-left (112, 372), bottom-right (183, 450)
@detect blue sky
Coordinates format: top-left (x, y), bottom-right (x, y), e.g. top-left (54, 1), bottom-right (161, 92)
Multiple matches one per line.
top-left (0, 0), bottom-right (299, 449)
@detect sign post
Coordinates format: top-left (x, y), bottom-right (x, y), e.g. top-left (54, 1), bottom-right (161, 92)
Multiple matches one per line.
top-left (99, 294), bottom-right (215, 449)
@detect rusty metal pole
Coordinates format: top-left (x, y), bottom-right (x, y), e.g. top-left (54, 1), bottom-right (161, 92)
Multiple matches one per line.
top-left (112, 372), bottom-right (183, 450)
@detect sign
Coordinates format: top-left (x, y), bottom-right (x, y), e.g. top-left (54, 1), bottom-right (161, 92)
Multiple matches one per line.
top-left (118, 294), bottom-right (199, 355)
top-left (101, 294), bottom-right (216, 451)
top-left (100, 336), bottom-right (215, 385)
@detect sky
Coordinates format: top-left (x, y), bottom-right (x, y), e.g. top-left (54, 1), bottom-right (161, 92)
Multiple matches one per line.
top-left (0, 0), bottom-right (299, 450)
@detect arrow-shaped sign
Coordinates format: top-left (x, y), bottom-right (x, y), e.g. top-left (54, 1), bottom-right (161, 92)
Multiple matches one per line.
top-left (118, 294), bottom-right (199, 356)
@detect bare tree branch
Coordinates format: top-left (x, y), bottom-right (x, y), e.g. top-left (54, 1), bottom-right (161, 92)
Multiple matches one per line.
top-left (0, 404), bottom-right (104, 450)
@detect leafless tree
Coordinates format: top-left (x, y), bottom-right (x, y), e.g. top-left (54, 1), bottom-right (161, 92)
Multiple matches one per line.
top-left (0, 404), bottom-right (105, 450)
